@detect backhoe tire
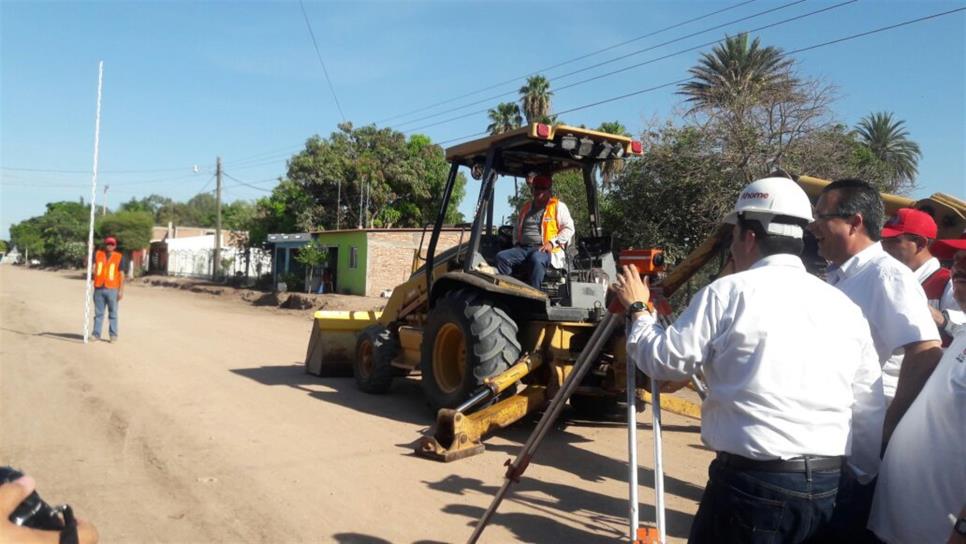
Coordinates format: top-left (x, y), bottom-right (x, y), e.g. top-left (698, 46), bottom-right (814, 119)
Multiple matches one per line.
top-left (354, 325), bottom-right (399, 394)
top-left (421, 289), bottom-right (521, 411)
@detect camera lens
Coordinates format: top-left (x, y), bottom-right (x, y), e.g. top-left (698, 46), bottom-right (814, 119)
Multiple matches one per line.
top-left (0, 466), bottom-right (65, 530)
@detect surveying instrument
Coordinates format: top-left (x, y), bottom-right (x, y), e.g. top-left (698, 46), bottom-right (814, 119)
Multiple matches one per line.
top-left (467, 249), bottom-right (707, 544)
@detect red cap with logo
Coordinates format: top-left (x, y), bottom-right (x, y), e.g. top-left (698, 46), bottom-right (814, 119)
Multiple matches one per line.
top-left (881, 208), bottom-right (937, 239)
top-left (104, 236), bottom-right (117, 246)
top-left (531, 175), bottom-right (553, 190)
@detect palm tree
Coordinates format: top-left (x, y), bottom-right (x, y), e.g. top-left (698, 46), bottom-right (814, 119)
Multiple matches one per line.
top-left (678, 33), bottom-right (794, 113)
top-left (596, 121), bottom-right (631, 186)
top-left (486, 102), bottom-right (523, 135)
top-left (855, 112), bottom-right (921, 187)
top-left (519, 75), bottom-right (553, 124)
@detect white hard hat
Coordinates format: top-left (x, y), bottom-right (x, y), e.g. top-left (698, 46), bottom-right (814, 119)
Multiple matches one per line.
top-left (723, 177), bottom-right (814, 238)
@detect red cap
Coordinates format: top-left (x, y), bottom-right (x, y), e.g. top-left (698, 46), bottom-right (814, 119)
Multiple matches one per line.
top-left (931, 234), bottom-right (966, 260)
top-left (104, 236), bottom-right (117, 246)
top-left (532, 175), bottom-right (552, 190)
top-left (881, 208), bottom-right (937, 239)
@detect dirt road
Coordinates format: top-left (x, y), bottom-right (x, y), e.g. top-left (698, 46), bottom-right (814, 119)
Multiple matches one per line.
top-left (0, 267), bottom-right (711, 543)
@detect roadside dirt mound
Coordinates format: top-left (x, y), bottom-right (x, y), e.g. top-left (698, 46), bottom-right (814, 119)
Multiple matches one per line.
top-left (135, 275), bottom-right (384, 312)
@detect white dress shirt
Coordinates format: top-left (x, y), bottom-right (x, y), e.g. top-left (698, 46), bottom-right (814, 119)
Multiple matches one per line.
top-left (627, 254), bottom-right (884, 481)
top-left (869, 333), bottom-right (966, 543)
top-left (826, 243), bottom-right (941, 402)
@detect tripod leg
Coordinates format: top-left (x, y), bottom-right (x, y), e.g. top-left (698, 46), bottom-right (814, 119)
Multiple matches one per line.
top-left (627, 336), bottom-right (640, 541)
top-left (467, 313), bottom-right (623, 544)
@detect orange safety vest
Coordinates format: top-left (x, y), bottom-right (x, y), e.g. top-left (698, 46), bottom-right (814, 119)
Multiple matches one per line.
top-left (94, 250), bottom-right (124, 289)
top-left (516, 197), bottom-right (562, 253)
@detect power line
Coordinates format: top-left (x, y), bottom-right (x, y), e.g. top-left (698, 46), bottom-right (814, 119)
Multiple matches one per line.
top-left (197, 173), bottom-right (216, 195)
top-left (222, 171), bottom-right (274, 192)
top-left (1, 164), bottom-right (206, 175)
top-left (299, 0), bottom-right (346, 122)
top-left (430, 7), bottom-right (965, 146)
top-left (377, 0), bottom-right (761, 124)
top-left (399, 0), bottom-right (851, 132)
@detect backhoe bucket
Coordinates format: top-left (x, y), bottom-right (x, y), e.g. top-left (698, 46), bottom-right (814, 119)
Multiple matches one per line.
top-left (305, 310), bottom-right (382, 376)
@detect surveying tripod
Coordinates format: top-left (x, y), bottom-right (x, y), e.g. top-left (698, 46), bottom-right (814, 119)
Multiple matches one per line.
top-left (467, 305), bottom-right (700, 543)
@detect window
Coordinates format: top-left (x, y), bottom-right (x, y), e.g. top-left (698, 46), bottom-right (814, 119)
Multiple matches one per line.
top-left (349, 246), bottom-right (358, 269)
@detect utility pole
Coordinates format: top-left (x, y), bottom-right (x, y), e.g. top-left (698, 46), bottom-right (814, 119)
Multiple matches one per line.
top-left (358, 175), bottom-right (364, 229)
top-left (336, 179), bottom-right (341, 230)
top-left (102, 185), bottom-right (109, 216)
top-left (214, 156), bottom-right (222, 279)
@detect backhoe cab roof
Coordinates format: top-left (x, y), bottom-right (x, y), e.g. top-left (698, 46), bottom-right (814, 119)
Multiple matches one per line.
top-left (445, 123), bottom-right (643, 178)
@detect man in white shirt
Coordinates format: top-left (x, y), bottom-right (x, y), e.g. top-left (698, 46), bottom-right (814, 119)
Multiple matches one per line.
top-left (615, 177), bottom-right (883, 543)
top-left (870, 237), bottom-right (966, 543)
top-left (807, 179), bottom-right (942, 542)
top-left (881, 207), bottom-right (960, 342)
top-left (808, 180), bottom-right (942, 435)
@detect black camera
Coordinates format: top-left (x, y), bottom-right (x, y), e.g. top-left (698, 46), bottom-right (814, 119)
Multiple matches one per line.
top-left (0, 466), bottom-right (66, 530)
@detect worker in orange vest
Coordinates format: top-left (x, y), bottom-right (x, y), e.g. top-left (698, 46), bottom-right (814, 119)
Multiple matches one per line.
top-left (91, 236), bottom-right (126, 342)
top-left (495, 174), bottom-right (575, 288)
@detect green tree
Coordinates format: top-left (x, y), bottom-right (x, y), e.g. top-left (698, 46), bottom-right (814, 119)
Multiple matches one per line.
top-left (249, 180), bottom-right (314, 246)
top-left (603, 124), bottom-right (741, 264)
top-left (519, 75), bottom-right (553, 124)
top-left (679, 34), bottom-right (834, 182)
top-left (96, 211), bottom-right (153, 251)
top-left (222, 200), bottom-right (256, 231)
top-left (487, 102), bottom-right (524, 135)
top-left (781, 123), bottom-right (893, 190)
top-left (596, 121), bottom-right (632, 186)
top-left (294, 238), bottom-right (329, 293)
top-left (9, 219), bottom-right (44, 260)
top-left (854, 112), bottom-right (921, 193)
top-left (678, 33), bottom-right (795, 113)
top-left (0, 240), bottom-right (8, 255)
top-left (266, 122), bottom-right (464, 239)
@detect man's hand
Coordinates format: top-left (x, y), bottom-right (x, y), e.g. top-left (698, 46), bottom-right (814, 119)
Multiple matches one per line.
top-left (0, 476), bottom-right (99, 544)
top-left (118, 290), bottom-right (124, 302)
top-left (613, 264), bottom-right (651, 311)
top-left (539, 241), bottom-right (553, 253)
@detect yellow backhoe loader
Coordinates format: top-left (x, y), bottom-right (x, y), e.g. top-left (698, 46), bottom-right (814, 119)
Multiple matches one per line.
top-left (304, 123), bottom-right (965, 462)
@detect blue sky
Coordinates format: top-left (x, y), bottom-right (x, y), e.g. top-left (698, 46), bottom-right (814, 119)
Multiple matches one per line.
top-left (2, 0), bottom-right (964, 239)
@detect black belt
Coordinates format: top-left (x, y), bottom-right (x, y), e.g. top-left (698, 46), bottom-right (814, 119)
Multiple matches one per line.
top-left (716, 452), bottom-right (843, 472)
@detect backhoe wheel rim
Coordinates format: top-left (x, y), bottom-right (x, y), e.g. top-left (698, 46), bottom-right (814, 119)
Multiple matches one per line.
top-left (433, 323), bottom-right (466, 394)
top-left (358, 339), bottom-right (374, 379)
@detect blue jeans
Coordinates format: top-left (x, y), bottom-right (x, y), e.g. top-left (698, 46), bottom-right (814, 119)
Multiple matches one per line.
top-left (496, 245), bottom-right (551, 288)
top-left (93, 287), bottom-right (119, 338)
top-left (689, 457), bottom-right (841, 543)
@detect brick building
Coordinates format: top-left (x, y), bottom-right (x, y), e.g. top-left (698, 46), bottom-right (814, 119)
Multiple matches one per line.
top-left (268, 228), bottom-right (466, 296)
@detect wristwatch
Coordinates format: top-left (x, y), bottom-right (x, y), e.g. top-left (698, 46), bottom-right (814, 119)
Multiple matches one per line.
top-left (627, 301), bottom-right (648, 317)
top-left (955, 516), bottom-right (966, 536)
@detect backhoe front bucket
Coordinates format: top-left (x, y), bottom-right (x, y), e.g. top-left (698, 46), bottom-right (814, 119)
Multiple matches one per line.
top-left (416, 386), bottom-right (548, 462)
top-left (305, 310), bottom-right (382, 376)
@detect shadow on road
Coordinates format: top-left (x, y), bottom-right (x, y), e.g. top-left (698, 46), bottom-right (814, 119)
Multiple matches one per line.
top-left (235, 363), bottom-right (703, 540)
top-left (36, 331), bottom-right (86, 343)
top-left (425, 472), bottom-right (695, 542)
top-left (230, 363), bottom-right (432, 427)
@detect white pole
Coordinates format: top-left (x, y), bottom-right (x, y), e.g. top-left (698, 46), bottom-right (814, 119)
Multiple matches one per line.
top-left (627, 342), bottom-right (640, 540)
top-left (82, 61), bottom-right (104, 344)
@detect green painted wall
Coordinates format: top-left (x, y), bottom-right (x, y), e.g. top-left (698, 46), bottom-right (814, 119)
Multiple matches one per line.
top-left (313, 231), bottom-right (368, 295)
